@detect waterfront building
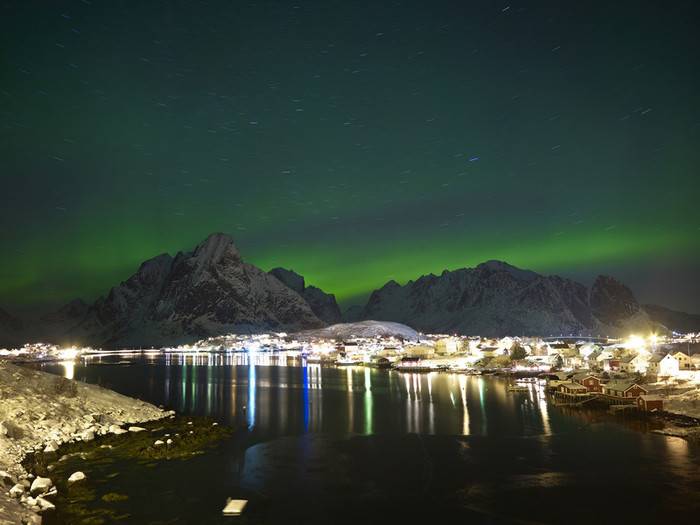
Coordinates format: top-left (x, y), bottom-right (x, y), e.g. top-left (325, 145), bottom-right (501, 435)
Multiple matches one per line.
top-left (602, 381), bottom-right (648, 399)
top-left (572, 373), bottom-right (603, 393)
top-left (558, 381), bottom-right (589, 397)
top-left (637, 395), bottom-right (664, 412)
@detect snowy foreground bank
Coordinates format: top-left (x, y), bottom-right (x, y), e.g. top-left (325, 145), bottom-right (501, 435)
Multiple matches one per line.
top-left (0, 361), bottom-right (169, 524)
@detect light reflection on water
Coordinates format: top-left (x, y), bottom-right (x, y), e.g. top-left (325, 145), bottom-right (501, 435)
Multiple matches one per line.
top-left (36, 352), bottom-right (700, 525)
top-left (59, 352), bottom-right (564, 438)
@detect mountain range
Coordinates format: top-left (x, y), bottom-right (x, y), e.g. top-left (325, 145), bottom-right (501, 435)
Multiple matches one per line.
top-left (354, 260), bottom-right (658, 337)
top-left (15, 233), bottom-right (337, 348)
top-left (0, 233), bottom-right (698, 347)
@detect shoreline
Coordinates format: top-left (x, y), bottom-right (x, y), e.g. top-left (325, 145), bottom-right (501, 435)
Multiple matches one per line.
top-left (0, 361), bottom-right (171, 524)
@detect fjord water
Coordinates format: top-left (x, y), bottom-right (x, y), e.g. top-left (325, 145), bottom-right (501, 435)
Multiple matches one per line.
top-left (39, 354), bottom-right (700, 524)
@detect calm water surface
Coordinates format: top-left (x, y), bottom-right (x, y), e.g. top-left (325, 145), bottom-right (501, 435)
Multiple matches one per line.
top-left (38, 353), bottom-right (700, 524)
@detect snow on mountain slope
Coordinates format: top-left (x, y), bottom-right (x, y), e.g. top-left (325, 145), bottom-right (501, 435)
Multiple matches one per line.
top-left (358, 261), bottom-right (657, 337)
top-left (269, 267), bottom-right (342, 324)
top-left (62, 233), bottom-right (324, 347)
top-left (298, 320), bottom-right (419, 341)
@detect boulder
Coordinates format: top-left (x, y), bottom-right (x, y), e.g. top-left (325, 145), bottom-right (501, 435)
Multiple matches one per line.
top-left (36, 496), bottom-right (56, 511)
top-left (0, 470), bottom-right (13, 487)
top-left (9, 483), bottom-right (24, 498)
top-left (153, 440), bottom-right (165, 446)
top-left (43, 441), bottom-right (59, 453)
top-left (29, 477), bottom-right (52, 496)
top-left (108, 425), bottom-right (127, 435)
top-left (68, 471), bottom-right (86, 484)
top-left (128, 426), bottom-right (146, 433)
top-left (80, 429), bottom-right (95, 442)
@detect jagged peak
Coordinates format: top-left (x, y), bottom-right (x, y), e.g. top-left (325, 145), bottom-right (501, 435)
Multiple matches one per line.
top-left (191, 232), bottom-right (241, 264)
top-left (592, 274), bottom-right (625, 287)
top-left (475, 260), bottom-right (539, 281)
top-left (380, 279), bottom-right (401, 290)
top-left (131, 253), bottom-right (174, 285)
top-left (138, 253), bottom-right (173, 271)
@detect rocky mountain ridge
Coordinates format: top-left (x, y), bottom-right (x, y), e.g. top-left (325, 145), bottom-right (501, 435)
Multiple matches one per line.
top-left (1, 243), bottom-right (699, 347)
top-left (8, 233), bottom-right (335, 348)
top-left (352, 260), bottom-right (691, 337)
top-left (268, 268), bottom-right (342, 325)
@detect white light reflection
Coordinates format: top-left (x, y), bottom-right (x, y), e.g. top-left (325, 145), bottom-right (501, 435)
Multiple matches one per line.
top-left (61, 360), bottom-right (74, 380)
top-left (364, 368), bottom-right (373, 435)
top-left (247, 362), bottom-right (256, 429)
top-left (536, 381), bottom-right (551, 435)
top-left (459, 374), bottom-right (469, 436)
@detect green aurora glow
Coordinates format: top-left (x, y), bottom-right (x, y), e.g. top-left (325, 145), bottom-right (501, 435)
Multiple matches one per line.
top-left (1, 1), bottom-right (699, 312)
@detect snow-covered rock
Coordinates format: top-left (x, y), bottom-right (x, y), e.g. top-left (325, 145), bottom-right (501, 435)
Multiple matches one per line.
top-left (67, 471), bottom-right (86, 484)
top-left (0, 361), bottom-right (167, 525)
top-left (0, 470), bottom-right (13, 487)
top-left (9, 483), bottom-right (25, 498)
top-left (35, 496), bottom-right (55, 511)
top-left (108, 425), bottom-right (127, 435)
top-left (29, 477), bottom-right (52, 496)
top-left (299, 320), bottom-right (419, 340)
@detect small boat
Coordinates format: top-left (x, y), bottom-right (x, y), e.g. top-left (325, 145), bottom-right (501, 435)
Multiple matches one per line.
top-left (222, 498), bottom-right (248, 516)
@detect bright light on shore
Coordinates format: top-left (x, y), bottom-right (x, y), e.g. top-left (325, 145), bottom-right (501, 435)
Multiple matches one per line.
top-left (59, 347), bottom-right (79, 360)
top-left (626, 335), bottom-right (645, 350)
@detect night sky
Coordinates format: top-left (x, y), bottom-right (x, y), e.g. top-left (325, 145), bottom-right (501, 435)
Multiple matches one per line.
top-left (1, 1), bottom-right (699, 314)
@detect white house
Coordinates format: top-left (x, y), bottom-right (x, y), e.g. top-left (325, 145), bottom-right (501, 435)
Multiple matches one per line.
top-left (659, 354), bottom-right (680, 378)
top-left (629, 353), bottom-right (650, 374)
top-left (579, 343), bottom-right (601, 360)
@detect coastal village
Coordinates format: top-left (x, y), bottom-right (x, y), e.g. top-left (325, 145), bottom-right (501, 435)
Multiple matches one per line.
top-left (2, 326), bottom-right (700, 522)
top-left (4, 327), bottom-right (700, 421)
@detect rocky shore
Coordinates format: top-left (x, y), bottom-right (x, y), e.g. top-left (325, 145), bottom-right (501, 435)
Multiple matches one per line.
top-left (0, 361), bottom-right (169, 524)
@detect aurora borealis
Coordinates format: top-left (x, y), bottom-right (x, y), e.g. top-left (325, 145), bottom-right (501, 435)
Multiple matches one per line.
top-left (1, 1), bottom-right (699, 313)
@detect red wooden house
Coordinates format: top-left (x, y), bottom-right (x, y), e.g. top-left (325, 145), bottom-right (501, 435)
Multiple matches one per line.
top-left (637, 395), bottom-right (664, 412)
top-left (573, 373), bottom-right (603, 393)
top-left (602, 380), bottom-right (648, 399)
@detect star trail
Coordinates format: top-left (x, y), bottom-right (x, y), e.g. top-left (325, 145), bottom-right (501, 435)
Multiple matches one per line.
top-left (1, 0), bottom-right (699, 313)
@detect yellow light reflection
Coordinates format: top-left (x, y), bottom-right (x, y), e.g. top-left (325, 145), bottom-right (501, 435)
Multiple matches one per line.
top-left (61, 360), bottom-right (74, 380)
